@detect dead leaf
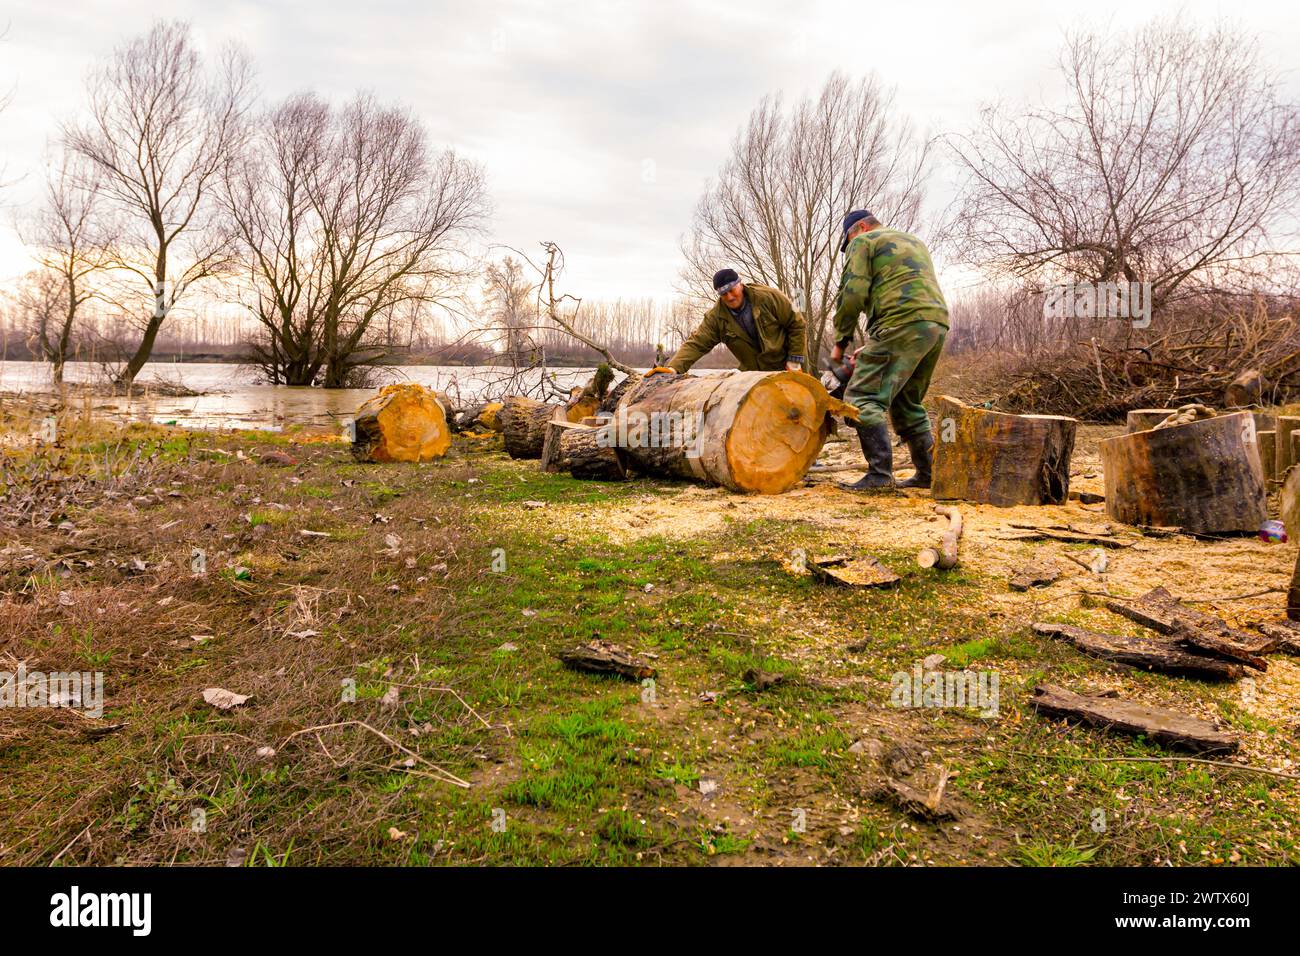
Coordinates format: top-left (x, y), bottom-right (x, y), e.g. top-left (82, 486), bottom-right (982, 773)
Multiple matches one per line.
top-left (202, 687), bottom-right (251, 710)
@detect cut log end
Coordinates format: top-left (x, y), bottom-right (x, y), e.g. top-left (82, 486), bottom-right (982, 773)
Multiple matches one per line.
top-left (351, 384), bottom-right (452, 463)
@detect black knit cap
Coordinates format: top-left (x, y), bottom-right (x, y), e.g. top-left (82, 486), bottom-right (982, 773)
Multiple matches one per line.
top-left (712, 268), bottom-right (740, 292)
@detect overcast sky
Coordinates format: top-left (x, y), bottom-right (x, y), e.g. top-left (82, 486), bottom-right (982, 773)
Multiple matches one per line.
top-left (1, 0), bottom-right (1297, 302)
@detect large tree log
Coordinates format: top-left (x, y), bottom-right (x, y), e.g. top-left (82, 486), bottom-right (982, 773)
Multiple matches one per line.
top-left (931, 396), bottom-right (1077, 506)
top-left (1276, 416), bottom-right (1300, 480)
top-left (1126, 408), bottom-right (1178, 433)
top-left (609, 370), bottom-right (855, 494)
top-left (1030, 684), bottom-right (1239, 754)
top-left (1098, 411), bottom-right (1266, 534)
top-left (559, 426), bottom-right (628, 481)
top-left (1032, 623), bottom-right (1245, 680)
top-left (539, 410), bottom-right (579, 473)
top-left (499, 396), bottom-right (557, 459)
top-left (350, 384), bottom-right (452, 463)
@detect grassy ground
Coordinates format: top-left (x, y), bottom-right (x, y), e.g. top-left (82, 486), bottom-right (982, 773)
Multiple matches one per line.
top-left (1, 401), bottom-right (1298, 866)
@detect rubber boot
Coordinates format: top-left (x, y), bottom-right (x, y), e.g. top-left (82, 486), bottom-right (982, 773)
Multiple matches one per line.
top-left (896, 431), bottom-right (934, 489)
top-left (837, 422), bottom-right (894, 491)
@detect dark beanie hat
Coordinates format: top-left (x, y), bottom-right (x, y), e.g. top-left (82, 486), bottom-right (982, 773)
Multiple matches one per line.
top-left (712, 268), bottom-right (740, 292)
top-left (839, 209), bottom-right (875, 253)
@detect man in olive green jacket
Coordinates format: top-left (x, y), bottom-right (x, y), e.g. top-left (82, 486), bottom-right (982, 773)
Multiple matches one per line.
top-left (665, 269), bottom-right (807, 374)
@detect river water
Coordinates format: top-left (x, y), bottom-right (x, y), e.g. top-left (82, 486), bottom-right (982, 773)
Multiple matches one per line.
top-left (0, 361), bottom-right (604, 431)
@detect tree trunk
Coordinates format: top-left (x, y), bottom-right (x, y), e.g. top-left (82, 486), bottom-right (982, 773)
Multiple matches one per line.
top-left (540, 412), bottom-right (580, 473)
top-left (611, 370), bottom-right (853, 494)
top-left (1257, 430), bottom-right (1276, 482)
top-left (499, 396), bottom-right (558, 460)
top-left (1099, 411), bottom-right (1266, 534)
top-left (931, 396), bottom-right (1077, 506)
top-left (350, 384), bottom-right (452, 463)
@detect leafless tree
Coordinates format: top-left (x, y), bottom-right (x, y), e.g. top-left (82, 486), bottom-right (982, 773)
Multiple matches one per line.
top-left (482, 255), bottom-right (539, 367)
top-left (228, 92), bottom-right (486, 386)
top-left (19, 150), bottom-right (115, 383)
top-left (947, 17), bottom-right (1300, 314)
top-left (63, 20), bottom-right (254, 389)
top-left (683, 71), bottom-right (933, 370)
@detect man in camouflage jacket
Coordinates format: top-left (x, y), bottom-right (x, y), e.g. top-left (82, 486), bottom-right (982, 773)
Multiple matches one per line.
top-left (665, 269), bottom-right (807, 374)
top-left (830, 210), bottom-right (948, 491)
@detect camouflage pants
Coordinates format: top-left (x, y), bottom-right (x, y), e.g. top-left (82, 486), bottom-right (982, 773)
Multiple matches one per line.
top-left (844, 321), bottom-right (946, 439)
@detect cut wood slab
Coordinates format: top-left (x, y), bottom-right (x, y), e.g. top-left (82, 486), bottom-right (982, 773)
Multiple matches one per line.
top-left (931, 395), bottom-right (1077, 506)
top-left (1256, 621), bottom-right (1300, 655)
top-left (1099, 411), bottom-right (1267, 534)
top-left (808, 554), bottom-right (900, 588)
top-left (556, 641), bottom-right (656, 681)
top-left (1030, 683), bottom-right (1239, 754)
top-left (1032, 623), bottom-right (1244, 680)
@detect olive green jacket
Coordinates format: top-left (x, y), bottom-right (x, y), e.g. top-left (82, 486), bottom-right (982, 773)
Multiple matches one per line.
top-left (667, 284), bottom-right (807, 374)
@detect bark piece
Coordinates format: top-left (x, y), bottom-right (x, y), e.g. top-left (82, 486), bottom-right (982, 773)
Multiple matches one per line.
top-left (351, 384), bottom-right (452, 463)
top-left (556, 641), bottom-right (656, 680)
top-left (1102, 586), bottom-right (1268, 660)
top-left (1256, 621), bottom-right (1300, 655)
top-left (931, 395), bottom-right (1077, 506)
top-left (1010, 560), bottom-right (1061, 591)
top-left (808, 554), bottom-right (900, 588)
top-left (1030, 683), bottom-right (1239, 754)
top-left (1098, 411), bottom-right (1267, 534)
top-left (1032, 623), bottom-right (1244, 680)
top-left (1256, 430), bottom-right (1276, 483)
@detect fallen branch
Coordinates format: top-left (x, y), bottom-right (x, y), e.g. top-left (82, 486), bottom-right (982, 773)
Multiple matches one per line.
top-left (917, 505), bottom-right (963, 570)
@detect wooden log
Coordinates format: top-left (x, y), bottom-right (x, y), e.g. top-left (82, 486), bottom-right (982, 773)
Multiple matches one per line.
top-left (558, 425), bottom-right (628, 481)
top-left (1098, 411), bottom-right (1266, 534)
top-left (1224, 369), bottom-right (1263, 409)
top-left (1125, 408), bottom-right (1178, 433)
top-left (1031, 622), bottom-right (1245, 680)
top-left (1257, 430), bottom-right (1276, 482)
top-left (931, 396), bottom-right (1077, 506)
top-left (1282, 466), bottom-right (1300, 544)
top-left (611, 370), bottom-right (855, 494)
top-left (556, 641), bottom-right (655, 680)
top-left (917, 505), bottom-right (963, 570)
top-left (499, 396), bottom-right (558, 460)
top-left (350, 384), bottom-right (452, 463)
top-left (1276, 416), bottom-right (1300, 480)
top-left (1029, 684), bottom-right (1239, 754)
top-left (598, 372), bottom-right (641, 414)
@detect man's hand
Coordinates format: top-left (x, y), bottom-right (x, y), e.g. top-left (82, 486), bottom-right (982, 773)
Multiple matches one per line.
top-left (830, 344), bottom-right (845, 363)
top-left (644, 366), bottom-right (677, 378)
top-left (785, 361), bottom-right (802, 372)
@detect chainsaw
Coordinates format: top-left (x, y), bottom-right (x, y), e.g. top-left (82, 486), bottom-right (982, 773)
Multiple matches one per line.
top-left (820, 348), bottom-right (858, 400)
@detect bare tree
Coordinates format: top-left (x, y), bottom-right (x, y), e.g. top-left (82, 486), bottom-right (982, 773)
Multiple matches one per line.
top-left (482, 255), bottom-right (539, 367)
top-left (947, 17), bottom-right (1300, 313)
top-left (19, 151), bottom-right (114, 383)
top-left (683, 71), bottom-right (933, 370)
top-left (64, 20), bottom-right (254, 389)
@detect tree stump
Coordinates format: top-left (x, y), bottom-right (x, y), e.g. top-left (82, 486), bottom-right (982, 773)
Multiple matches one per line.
top-left (1224, 369), bottom-right (1263, 409)
top-left (1276, 416), bottom-right (1300, 480)
top-left (1281, 466), bottom-right (1300, 544)
top-left (350, 384), bottom-right (452, 463)
top-left (499, 396), bottom-right (557, 459)
top-left (1098, 410), bottom-right (1266, 534)
top-left (611, 370), bottom-right (855, 494)
top-left (1126, 409), bottom-right (1177, 433)
top-left (558, 426), bottom-right (628, 481)
top-left (930, 396), bottom-right (1077, 506)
